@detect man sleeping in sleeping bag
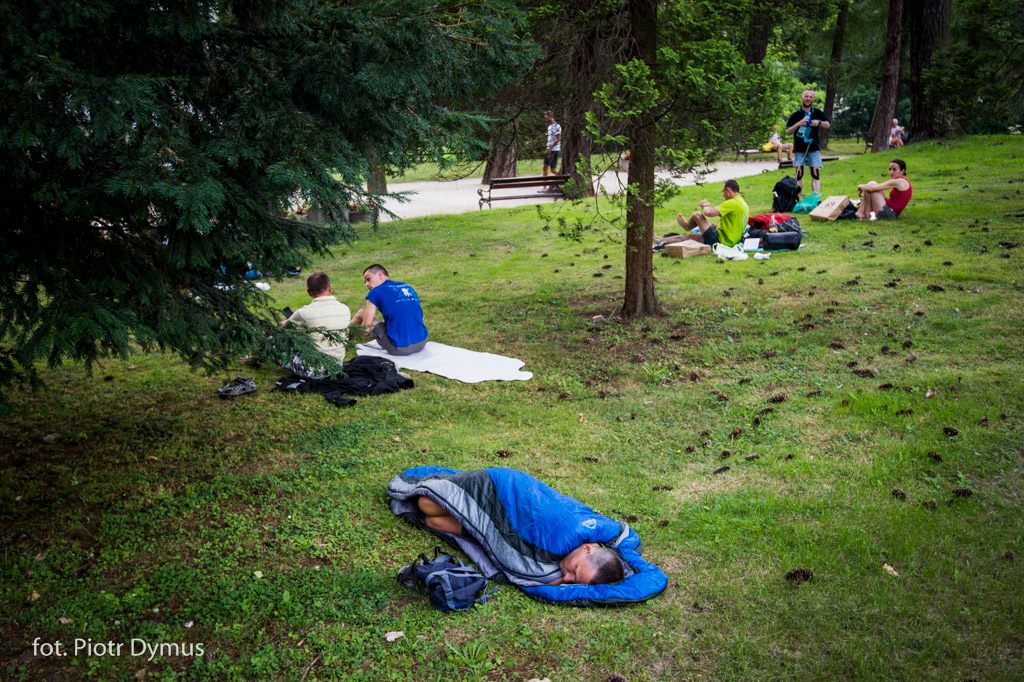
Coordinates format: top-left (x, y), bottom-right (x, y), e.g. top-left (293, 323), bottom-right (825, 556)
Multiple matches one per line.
top-left (388, 467), bottom-right (668, 605)
top-left (416, 496), bottom-right (625, 585)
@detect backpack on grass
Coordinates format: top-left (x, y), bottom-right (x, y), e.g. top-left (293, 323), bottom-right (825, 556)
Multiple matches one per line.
top-left (747, 213), bottom-right (805, 236)
top-left (771, 177), bottom-right (801, 212)
top-left (397, 547), bottom-right (498, 612)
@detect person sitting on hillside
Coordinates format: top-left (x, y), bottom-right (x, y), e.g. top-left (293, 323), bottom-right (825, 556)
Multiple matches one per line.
top-left (415, 493), bottom-right (625, 585)
top-left (854, 158), bottom-right (912, 220)
top-left (280, 271), bottom-right (351, 377)
top-left (889, 118), bottom-right (906, 149)
top-left (351, 264), bottom-right (428, 355)
top-left (653, 179), bottom-right (750, 250)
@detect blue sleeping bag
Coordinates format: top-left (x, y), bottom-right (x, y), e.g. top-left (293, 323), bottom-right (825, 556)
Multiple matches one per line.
top-left (388, 466), bottom-right (668, 606)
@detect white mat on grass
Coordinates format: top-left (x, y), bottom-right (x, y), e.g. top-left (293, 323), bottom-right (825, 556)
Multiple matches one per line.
top-left (356, 341), bottom-right (533, 383)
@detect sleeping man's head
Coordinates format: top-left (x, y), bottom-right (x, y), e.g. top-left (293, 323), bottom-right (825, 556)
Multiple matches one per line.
top-left (557, 543), bottom-right (626, 585)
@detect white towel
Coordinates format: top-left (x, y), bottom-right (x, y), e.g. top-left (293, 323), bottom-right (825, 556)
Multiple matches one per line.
top-left (356, 341), bottom-right (533, 383)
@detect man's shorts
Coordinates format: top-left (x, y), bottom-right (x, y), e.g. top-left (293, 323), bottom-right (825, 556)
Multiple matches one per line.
top-left (544, 150), bottom-right (560, 170)
top-left (794, 150), bottom-right (823, 168)
top-left (878, 205), bottom-right (898, 220)
top-left (701, 225), bottom-right (720, 246)
top-left (373, 322), bottom-right (427, 356)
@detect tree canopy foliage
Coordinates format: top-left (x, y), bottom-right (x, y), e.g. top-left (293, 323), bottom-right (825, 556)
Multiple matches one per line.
top-left (927, 0), bottom-right (1024, 134)
top-left (548, 0), bottom-right (797, 316)
top-left (0, 0), bottom-right (534, 392)
top-left (800, 0), bottom-right (1022, 138)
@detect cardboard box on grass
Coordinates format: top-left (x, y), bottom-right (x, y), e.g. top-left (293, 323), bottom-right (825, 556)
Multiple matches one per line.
top-left (810, 195), bottom-right (850, 221)
top-left (665, 241), bottom-right (711, 258)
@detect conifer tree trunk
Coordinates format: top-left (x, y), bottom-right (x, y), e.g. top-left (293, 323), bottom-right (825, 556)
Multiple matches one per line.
top-left (367, 150), bottom-right (387, 195)
top-left (620, 0), bottom-right (660, 319)
top-left (869, 0), bottom-right (904, 152)
top-left (907, 0), bottom-right (952, 140)
top-left (822, 0), bottom-right (851, 150)
top-left (482, 119), bottom-right (518, 182)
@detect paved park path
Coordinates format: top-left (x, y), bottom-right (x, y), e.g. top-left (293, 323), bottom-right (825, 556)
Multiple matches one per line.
top-left (377, 159), bottom-right (781, 221)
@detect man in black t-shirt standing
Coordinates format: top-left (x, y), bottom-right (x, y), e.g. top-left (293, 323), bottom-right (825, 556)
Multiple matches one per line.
top-left (785, 89), bottom-right (831, 194)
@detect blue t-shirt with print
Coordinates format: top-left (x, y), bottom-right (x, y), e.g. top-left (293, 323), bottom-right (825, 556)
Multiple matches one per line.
top-left (366, 280), bottom-right (428, 348)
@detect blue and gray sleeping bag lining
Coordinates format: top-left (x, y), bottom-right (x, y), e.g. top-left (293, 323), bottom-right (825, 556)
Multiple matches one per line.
top-left (388, 466), bottom-right (668, 606)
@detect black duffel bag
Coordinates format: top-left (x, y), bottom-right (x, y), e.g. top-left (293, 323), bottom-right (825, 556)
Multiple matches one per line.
top-left (760, 231), bottom-right (802, 250)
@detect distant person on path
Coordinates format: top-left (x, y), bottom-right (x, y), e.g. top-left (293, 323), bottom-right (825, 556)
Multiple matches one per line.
top-left (889, 118), bottom-right (905, 148)
top-left (280, 271), bottom-right (351, 377)
top-left (785, 90), bottom-right (831, 194)
top-left (653, 179), bottom-right (751, 250)
top-left (541, 110), bottom-right (561, 190)
top-left (854, 159), bottom-right (912, 220)
top-left (352, 264), bottom-right (428, 355)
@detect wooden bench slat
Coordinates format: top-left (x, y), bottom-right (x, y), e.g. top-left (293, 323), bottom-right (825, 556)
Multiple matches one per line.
top-left (489, 176), bottom-right (569, 186)
top-left (478, 174), bottom-right (571, 208)
top-left (485, 192), bottom-right (564, 201)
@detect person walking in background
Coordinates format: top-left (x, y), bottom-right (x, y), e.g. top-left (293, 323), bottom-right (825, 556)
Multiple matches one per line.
top-left (786, 90), bottom-right (831, 194)
top-left (540, 110), bottom-right (561, 190)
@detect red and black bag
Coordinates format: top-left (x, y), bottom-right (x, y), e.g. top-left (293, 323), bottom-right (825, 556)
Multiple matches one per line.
top-left (748, 213), bottom-right (793, 230)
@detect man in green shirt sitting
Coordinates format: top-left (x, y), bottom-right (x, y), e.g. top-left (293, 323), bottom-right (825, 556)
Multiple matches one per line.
top-left (654, 179), bottom-right (750, 250)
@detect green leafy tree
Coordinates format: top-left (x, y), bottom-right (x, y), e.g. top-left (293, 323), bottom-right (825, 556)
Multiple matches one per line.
top-left (562, 0), bottom-right (794, 317)
top-left (926, 0), bottom-right (1024, 133)
top-left (0, 0), bottom-right (534, 395)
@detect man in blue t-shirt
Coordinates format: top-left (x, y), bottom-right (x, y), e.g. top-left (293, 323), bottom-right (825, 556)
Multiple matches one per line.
top-left (351, 264), bottom-right (428, 355)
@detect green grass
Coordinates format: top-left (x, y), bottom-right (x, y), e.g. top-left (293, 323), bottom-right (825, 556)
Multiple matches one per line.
top-left (2, 136), bottom-right (1023, 681)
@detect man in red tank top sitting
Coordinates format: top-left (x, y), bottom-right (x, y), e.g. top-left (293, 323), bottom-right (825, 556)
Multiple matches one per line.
top-left (855, 158), bottom-right (912, 220)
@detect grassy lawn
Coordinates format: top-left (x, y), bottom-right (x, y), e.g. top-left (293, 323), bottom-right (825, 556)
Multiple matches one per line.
top-left (2, 136), bottom-right (1022, 681)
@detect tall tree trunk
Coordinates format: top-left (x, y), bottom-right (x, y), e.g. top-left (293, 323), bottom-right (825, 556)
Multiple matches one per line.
top-left (868, 0), bottom-right (904, 152)
top-left (744, 0), bottom-right (773, 65)
top-left (560, 22), bottom-right (599, 198)
top-left (620, 0), bottom-right (660, 319)
top-left (907, 0), bottom-right (951, 140)
top-left (821, 0), bottom-right (851, 150)
top-left (366, 149), bottom-right (387, 194)
top-left (482, 119), bottom-right (518, 182)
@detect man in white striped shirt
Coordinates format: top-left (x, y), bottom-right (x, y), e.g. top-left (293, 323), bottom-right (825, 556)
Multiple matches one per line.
top-left (281, 271), bottom-right (351, 378)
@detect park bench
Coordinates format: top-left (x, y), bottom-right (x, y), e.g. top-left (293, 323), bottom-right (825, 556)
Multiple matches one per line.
top-left (736, 147), bottom-right (773, 162)
top-left (778, 156), bottom-right (839, 169)
top-left (478, 174), bottom-right (570, 209)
